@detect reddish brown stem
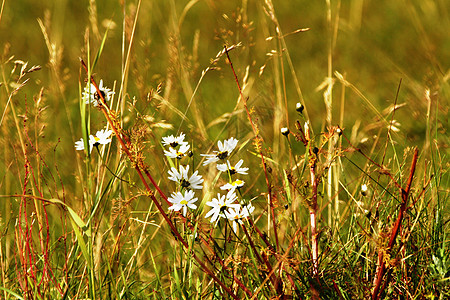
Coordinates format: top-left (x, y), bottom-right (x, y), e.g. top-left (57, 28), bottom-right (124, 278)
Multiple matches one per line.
top-left (223, 46), bottom-right (280, 252)
top-left (371, 147), bottom-right (419, 300)
top-left (242, 223), bottom-right (281, 293)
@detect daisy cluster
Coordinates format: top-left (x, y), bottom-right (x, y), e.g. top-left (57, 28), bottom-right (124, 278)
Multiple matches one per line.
top-left (75, 80), bottom-right (115, 153)
top-left (162, 134), bottom-right (255, 232)
top-left (162, 133), bottom-right (203, 217)
top-left (201, 137), bottom-right (254, 232)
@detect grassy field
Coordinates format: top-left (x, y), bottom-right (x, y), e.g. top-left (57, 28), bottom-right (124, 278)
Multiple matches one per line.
top-left (0, 0), bottom-right (448, 299)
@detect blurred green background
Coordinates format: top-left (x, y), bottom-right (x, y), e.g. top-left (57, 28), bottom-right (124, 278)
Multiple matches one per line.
top-left (0, 0), bottom-right (448, 197)
top-left (0, 1), bottom-right (448, 297)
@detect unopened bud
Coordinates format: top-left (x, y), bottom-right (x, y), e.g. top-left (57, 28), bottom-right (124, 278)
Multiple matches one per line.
top-left (361, 184), bottom-right (368, 196)
top-left (281, 127), bottom-right (290, 136)
top-left (296, 102), bottom-right (304, 113)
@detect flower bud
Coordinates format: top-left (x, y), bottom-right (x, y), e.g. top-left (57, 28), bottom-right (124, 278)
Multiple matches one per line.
top-left (296, 102), bottom-right (304, 113)
top-left (281, 127), bottom-right (290, 136)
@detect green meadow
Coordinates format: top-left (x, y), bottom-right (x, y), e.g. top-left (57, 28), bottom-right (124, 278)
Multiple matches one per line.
top-left (0, 0), bottom-right (448, 299)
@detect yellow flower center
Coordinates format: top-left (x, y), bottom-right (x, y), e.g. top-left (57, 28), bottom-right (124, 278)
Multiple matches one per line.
top-left (233, 180), bottom-right (243, 186)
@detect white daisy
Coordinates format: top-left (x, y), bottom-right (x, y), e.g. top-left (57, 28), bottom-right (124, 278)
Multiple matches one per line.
top-left (204, 190), bottom-right (240, 224)
top-left (83, 80), bottom-right (115, 107)
top-left (92, 128), bottom-right (113, 146)
top-left (164, 143), bottom-right (190, 159)
top-left (216, 159), bottom-right (248, 175)
top-left (225, 203), bottom-right (255, 232)
top-left (201, 137), bottom-right (239, 166)
top-left (75, 137), bottom-right (94, 153)
top-left (168, 190), bottom-right (198, 216)
top-left (168, 165), bottom-right (203, 190)
top-left (75, 128), bottom-right (113, 153)
top-left (220, 179), bottom-right (245, 191)
top-left (162, 132), bottom-right (187, 147)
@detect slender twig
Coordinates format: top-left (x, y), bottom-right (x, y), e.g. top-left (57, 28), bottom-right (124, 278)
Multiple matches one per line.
top-left (371, 147), bottom-right (419, 300)
top-left (224, 45), bottom-right (280, 253)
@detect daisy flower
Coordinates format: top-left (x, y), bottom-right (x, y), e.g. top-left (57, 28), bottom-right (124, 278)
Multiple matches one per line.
top-left (162, 132), bottom-right (187, 147)
top-left (75, 128), bottom-right (113, 153)
top-left (83, 80), bottom-right (115, 107)
top-left (225, 203), bottom-right (255, 232)
top-left (75, 137), bottom-right (94, 153)
top-left (204, 190), bottom-right (240, 224)
top-left (216, 159), bottom-right (248, 175)
top-left (164, 143), bottom-right (190, 159)
top-left (92, 128), bottom-right (113, 146)
top-left (168, 165), bottom-right (203, 190)
top-left (168, 190), bottom-right (198, 216)
top-left (201, 137), bottom-right (239, 166)
top-left (220, 179), bottom-right (245, 191)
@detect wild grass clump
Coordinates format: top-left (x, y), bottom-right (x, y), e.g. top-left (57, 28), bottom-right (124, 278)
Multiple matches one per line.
top-left (0, 0), bottom-right (448, 299)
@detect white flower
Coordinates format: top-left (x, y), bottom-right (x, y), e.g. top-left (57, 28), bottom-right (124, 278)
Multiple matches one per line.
top-left (162, 133), bottom-right (187, 147)
top-left (75, 128), bottom-right (113, 153)
top-left (204, 190), bottom-right (240, 224)
top-left (75, 137), bottom-right (94, 153)
top-left (83, 80), bottom-right (115, 107)
top-left (168, 190), bottom-right (198, 216)
top-left (216, 159), bottom-right (248, 175)
top-left (168, 165), bottom-right (203, 190)
top-left (225, 203), bottom-right (255, 232)
top-left (220, 179), bottom-right (245, 191)
top-left (92, 129), bottom-right (113, 146)
top-left (201, 137), bottom-right (239, 166)
top-left (164, 143), bottom-right (190, 159)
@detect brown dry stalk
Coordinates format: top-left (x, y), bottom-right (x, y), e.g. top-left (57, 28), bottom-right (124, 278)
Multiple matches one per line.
top-left (371, 147), bottom-right (419, 300)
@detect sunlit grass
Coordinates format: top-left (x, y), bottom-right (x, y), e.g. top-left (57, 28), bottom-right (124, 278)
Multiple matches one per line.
top-left (0, 0), bottom-right (448, 299)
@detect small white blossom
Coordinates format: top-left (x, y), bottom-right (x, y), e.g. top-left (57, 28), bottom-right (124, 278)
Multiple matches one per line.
top-left (225, 203), bottom-right (255, 232)
top-left (204, 190), bottom-right (240, 224)
top-left (164, 143), bottom-right (190, 159)
top-left (75, 128), bottom-right (112, 153)
top-left (162, 133), bottom-right (187, 147)
top-left (83, 80), bottom-right (115, 107)
top-left (168, 165), bottom-right (203, 190)
top-left (216, 159), bottom-right (248, 175)
top-left (201, 137), bottom-right (239, 166)
top-left (92, 129), bottom-right (113, 146)
top-left (220, 179), bottom-right (245, 191)
top-left (168, 190), bottom-right (198, 216)
top-left (75, 137), bottom-right (94, 153)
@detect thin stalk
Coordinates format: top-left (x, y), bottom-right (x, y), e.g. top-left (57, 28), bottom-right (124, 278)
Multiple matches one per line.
top-left (224, 45), bottom-right (280, 253)
top-left (371, 148), bottom-right (419, 299)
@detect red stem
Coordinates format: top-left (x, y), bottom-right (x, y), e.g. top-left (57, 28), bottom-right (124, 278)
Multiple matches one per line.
top-left (372, 148), bottom-right (419, 300)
